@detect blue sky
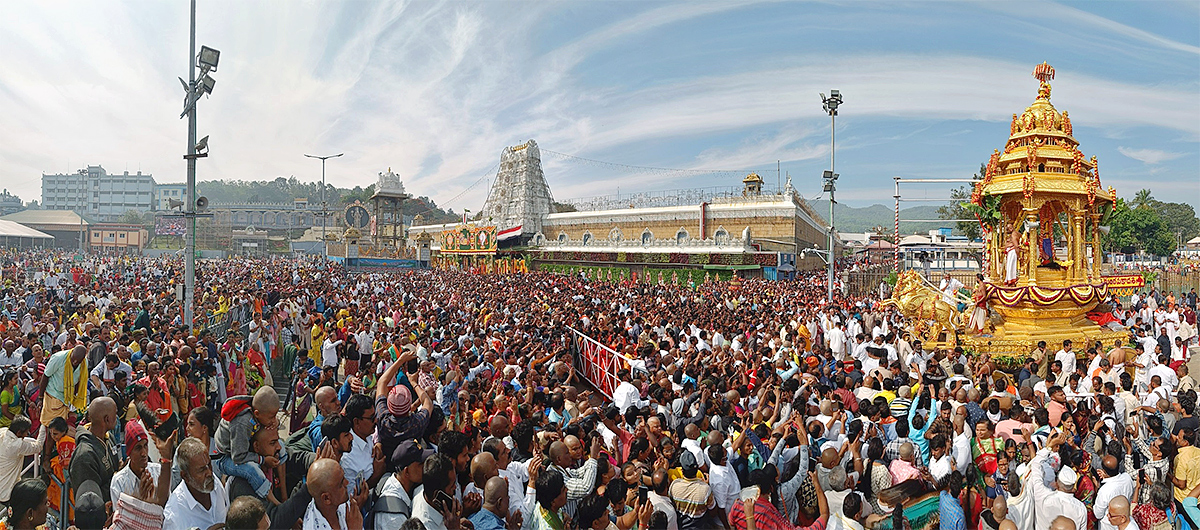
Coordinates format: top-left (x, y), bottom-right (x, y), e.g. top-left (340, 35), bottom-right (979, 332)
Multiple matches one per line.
top-left (1, 1), bottom-right (1197, 212)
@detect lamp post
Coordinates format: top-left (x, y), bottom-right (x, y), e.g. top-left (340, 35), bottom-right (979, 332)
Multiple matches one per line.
top-left (179, 0), bottom-right (219, 330)
top-left (820, 90), bottom-right (843, 303)
top-left (77, 168), bottom-right (87, 252)
top-left (304, 153), bottom-right (343, 254)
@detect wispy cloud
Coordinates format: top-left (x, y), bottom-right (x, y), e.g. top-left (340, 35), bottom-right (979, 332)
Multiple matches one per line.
top-left (1117, 147), bottom-right (1184, 164)
top-left (0, 0), bottom-right (1195, 215)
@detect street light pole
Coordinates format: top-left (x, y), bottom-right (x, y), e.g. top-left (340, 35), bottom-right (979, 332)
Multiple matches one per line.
top-left (304, 153), bottom-right (343, 255)
top-left (821, 90), bottom-right (843, 303)
top-left (179, 0), bottom-right (218, 331)
top-left (184, 0), bottom-right (197, 330)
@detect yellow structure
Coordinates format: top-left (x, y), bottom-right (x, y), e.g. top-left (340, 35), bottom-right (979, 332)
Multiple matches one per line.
top-left (892, 63), bottom-right (1129, 359)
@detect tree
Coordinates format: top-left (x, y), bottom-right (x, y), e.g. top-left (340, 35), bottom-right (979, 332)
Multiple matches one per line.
top-left (1150, 199), bottom-right (1200, 243)
top-left (937, 163), bottom-right (986, 240)
top-left (1131, 189), bottom-right (1154, 209)
top-left (1105, 199), bottom-right (1177, 256)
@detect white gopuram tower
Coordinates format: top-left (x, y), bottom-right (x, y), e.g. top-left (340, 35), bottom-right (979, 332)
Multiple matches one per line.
top-left (481, 139), bottom-right (553, 242)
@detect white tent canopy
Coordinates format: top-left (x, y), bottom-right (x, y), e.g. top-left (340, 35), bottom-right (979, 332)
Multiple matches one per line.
top-left (0, 219), bottom-right (54, 246)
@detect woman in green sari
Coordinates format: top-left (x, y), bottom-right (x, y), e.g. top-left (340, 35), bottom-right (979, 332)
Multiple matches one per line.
top-left (872, 479), bottom-right (941, 530)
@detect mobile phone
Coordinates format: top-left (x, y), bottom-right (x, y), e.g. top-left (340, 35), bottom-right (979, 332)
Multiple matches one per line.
top-left (154, 413), bottom-right (179, 441)
top-left (638, 486), bottom-right (649, 503)
top-left (1012, 428), bottom-right (1022, 435)
top-left (435, 490), bottom-right (455, 512)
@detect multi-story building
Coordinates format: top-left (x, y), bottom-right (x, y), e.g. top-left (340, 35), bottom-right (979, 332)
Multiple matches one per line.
top-left (211, 198), bottom-right (336, 231)
top-left (154, 183), bottom-right (187, 211)
top-left (0, 189), bottom-right (23, 215)
top-left (41, 166), bottom-right (156, 221)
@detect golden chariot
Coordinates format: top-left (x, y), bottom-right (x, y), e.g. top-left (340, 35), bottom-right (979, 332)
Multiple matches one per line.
top-left (889, 63), bottom-right (1129, 362)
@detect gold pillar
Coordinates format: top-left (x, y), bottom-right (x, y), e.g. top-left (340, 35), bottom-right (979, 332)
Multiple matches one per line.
top-left (1025, 208), bottom-right (1039, 286)
top-left (1091, 212), bottom-right (1102, 279)
top-left (1080, 213), bottom-right (1089, 281)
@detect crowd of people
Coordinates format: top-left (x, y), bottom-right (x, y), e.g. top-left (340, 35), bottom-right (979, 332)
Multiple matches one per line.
top-left (0, 249), bottom-right (1198, 530)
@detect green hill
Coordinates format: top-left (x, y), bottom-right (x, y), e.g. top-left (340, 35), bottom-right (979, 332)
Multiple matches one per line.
top-left (804, 200), bottom-right (963, 235)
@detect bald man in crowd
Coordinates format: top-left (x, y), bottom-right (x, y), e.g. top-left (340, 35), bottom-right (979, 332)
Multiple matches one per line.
top-left (1105, 496), bottom-right (1136, 530)
top-left (305, 458), bottom-right (363, 530)
top-left (70, 396), bottom-right (119, 504)
top-left (1050, 515), bottom-right (1077, 530)
top-left (468, 475), bottom-right (523, 530)
top-left (465, 452), bottom-right (499, 499)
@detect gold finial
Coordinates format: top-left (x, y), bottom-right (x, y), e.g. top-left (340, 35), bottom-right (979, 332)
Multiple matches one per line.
top-left (1033, 62), bottom-right (1055, 83)
top-left (1033, 62), bottom-right (1055, 100)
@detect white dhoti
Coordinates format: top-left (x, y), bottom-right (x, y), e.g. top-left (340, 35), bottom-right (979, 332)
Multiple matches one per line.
top-left (1005, 248), bottom-right (1019, 283)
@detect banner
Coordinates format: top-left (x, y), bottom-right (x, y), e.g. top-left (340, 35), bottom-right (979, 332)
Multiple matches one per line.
top-left (1101, 274), bottom-right (1145, 297)
top-left (568, 326), bottom-right (633, 400)
top-left (155, 217), bottom-right (185, 236)
top-left (439, 224), bottom-right (497, 254)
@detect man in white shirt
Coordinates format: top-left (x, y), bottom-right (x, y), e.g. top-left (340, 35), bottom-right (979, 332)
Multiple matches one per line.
top-left (1055, 340), bottom-right (1077, 378)
top-left (827, 322), bottom-right (848, 359)
top-left (613, 370), bottom-right (648, 414)
top-left (1149, 354), bottom-right (1178, 392)
top-left (0, 416), bottom-right (43, 504)
top-left (110, 421), bottom-right (166, 502)
top-left (322, 334), bottom-right (344, 371)
top-left (1094, 456), bottom-right (1135, 530)
top-left (164, 437), bottom-right (230, 530)
top-left (341, 395), bottom-right (383, 496)
top-left (304, 458), bottom-right (359, 530)
top-left (1024, 434), bottom-right (1088, 530)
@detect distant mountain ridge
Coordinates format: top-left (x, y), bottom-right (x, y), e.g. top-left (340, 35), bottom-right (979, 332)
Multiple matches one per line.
top-left (803, 199), bottom-right (960, 234)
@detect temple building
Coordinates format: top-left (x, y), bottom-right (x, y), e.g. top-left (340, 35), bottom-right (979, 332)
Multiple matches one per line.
top-left (409, 140), bottom-right (835, 279)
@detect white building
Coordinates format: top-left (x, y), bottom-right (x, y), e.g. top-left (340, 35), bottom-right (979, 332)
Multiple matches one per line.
top-left (41, 166), bottom-right (156, 221)
top-left (154, 183), bottom-right (187, 211)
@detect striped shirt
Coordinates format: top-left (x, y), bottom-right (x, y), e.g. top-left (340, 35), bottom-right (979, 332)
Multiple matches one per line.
top-left (669, 476), bottom-right (715, 519)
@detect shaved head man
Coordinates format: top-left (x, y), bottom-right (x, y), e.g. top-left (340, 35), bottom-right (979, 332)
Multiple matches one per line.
top-left (307, 458), bottom-right (352, 530)
top-left (469, 452), bottom-right (499, 492)
top-left (469, 475), bottom-right (518, 530)
top-left (69, 397), bottom-right (119, 504)
top-left (1105, 495), bottom-right (1134, 530)
top-left (1049, 515), bottom-right (1076, 530)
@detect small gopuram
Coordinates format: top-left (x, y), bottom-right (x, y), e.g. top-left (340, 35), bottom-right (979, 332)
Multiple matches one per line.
top-left (964, 62), bottom-right (1127, 357)
top-left (371, 168), bottom-right (410, 251)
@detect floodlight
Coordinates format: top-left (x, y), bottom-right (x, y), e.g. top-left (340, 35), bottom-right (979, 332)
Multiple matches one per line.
top-left (199, 75), bottom-right (216, 95)
top-left (198, 46), bottom-right (220, 71)
top-left (822, 170), bottom-right (835, 180)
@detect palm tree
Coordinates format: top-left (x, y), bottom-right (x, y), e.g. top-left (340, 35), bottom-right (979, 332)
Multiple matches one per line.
top-left (1132, 189), bottom-right (1154, 209)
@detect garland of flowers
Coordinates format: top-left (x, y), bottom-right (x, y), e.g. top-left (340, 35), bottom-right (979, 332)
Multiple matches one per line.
top-left (984, 282), bottom-right (1106, 307)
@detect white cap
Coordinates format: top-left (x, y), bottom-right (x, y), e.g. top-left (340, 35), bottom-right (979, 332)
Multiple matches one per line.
top-left (1058, 466), bottom-right (1078, 489)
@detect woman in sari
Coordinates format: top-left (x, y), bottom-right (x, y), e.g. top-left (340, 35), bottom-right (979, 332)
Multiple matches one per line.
top-left (227, 346), bottom-right (248, 397)
top-left (873, 479), bottom-right (941, 530)
top-left (43, 416), bottom-right (74, 517)
top-left (972, 420), bottom-right (1004, 477)
top-left (857, 438), bottom-right (893, 515)
top-left (1072, 453), bottom-right (1100, 530)
top-left (1132, 480), bottom-right (1177, 530)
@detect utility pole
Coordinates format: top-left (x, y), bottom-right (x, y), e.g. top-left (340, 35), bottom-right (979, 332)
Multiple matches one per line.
top-left (184, 0), bottom-right (197, 330)
top-left (179, 0), bottom-right (218, 330)
top-left (821, 90), bottom-right (843, 303)
top-left (304, 153), bottom-right (343, 256)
